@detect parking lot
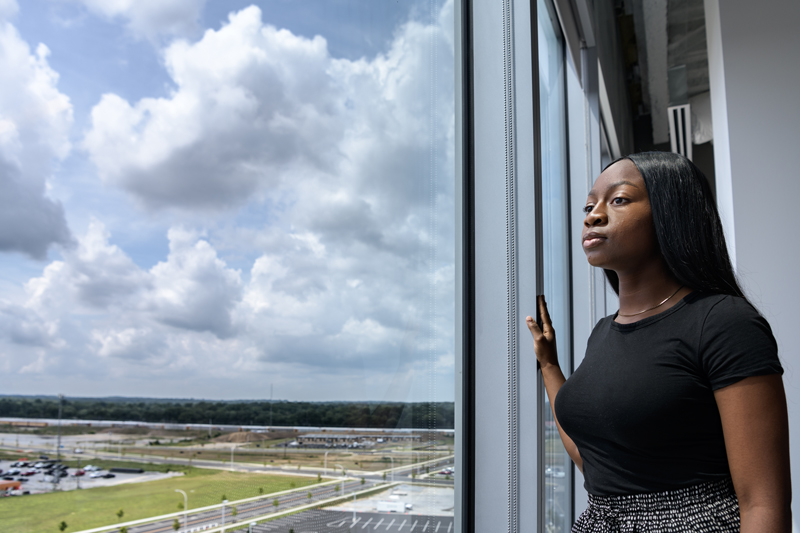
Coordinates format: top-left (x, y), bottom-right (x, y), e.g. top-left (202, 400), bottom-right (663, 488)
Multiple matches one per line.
top-left (0, 460), bottom-right (182, 495)
top-left (327, 484), bottom-right (454, 517)
top-left (222, 510), bottom-right (454, 533)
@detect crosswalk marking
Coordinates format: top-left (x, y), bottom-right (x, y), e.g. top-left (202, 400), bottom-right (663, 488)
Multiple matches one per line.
top-left (387, 518), bottom-right (396, 530)
top-left (399, 519), bottom-right (407, 530)
top-left (351, 517), bottom-right (362, 527)
top-left (422, 519), bottom-right (430, 531)
top-left (435, 521), bottom-right (441, 532)
top-left (375, 518), bottom-right (384, 529)
top-left (447, 522), bottom-right (453, 533)
top-left (362, 518), bottom-right (373, 529)
top-left (410, 519), bottom-right (419, 531)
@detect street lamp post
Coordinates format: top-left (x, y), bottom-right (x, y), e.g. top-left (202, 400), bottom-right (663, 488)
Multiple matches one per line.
top-left (334, 463), bottom-right (346, 495)
top-left (249, 522), bottom-right (257, 533)
top-left (389, 456), bottom-right (394, 484)
top-left (324, 451), bottom-right (329, 476)
top-left (221, 499), bottom-right (228, 529)
top-left (175, 489), bottom-right (188, 533)
top-left (230, 446), bottom-right (235, 471)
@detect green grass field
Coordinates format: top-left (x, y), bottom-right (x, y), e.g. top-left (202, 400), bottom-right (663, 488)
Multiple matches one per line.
top-left (0, 467), bottom-right (318, 533)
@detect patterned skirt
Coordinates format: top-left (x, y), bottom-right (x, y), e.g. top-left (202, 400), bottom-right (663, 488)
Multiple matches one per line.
top-left (572, 478), bottom-right (740, 532)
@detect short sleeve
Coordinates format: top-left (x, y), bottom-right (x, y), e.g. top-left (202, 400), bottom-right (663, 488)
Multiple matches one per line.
top-left (699, 295), bottom-right (783, 390)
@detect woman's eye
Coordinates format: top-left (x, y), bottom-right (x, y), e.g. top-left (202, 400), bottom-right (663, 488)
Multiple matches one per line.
top-left (582, 205), bottom-right (594, 214)
top-left (611, 197), bottom-right (627, 205)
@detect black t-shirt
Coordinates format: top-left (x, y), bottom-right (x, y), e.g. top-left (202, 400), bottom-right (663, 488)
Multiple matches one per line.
top-left (554, 291), bottom-right (783, 496)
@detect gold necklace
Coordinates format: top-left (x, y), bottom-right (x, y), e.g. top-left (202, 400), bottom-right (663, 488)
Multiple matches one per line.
top-left (618, 285), bottom-right (684, 317)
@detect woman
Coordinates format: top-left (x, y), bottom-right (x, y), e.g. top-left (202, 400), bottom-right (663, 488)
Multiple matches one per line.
top-left (526, 152), bottom-right (791, 532)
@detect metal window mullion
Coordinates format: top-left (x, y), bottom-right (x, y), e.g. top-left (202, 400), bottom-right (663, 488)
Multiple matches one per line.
top-left (455, 0), bottom-right (475, 531)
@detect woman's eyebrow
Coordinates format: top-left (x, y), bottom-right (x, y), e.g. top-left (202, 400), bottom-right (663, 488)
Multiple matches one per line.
top-left (587, 180), bottom-right (640, 197)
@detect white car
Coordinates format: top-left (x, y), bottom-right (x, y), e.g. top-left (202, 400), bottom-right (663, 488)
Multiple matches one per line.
top-left (89, 471), bottom-right (104, 478)
top-left (84, 465), bottom-right (101, 471)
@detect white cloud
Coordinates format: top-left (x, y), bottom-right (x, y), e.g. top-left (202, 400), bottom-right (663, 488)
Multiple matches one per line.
top-left (72, 0), bottom-right (205, 42)
top-left (91, 326), bottom-right (164, 360)
top-left (147, 227), bottom-right (243, 338)
top-left (25, 220), bottom-right (146, 314)
top-left (0, 300), bottom-right (59, 347)
top-left (0, 20), bottom-right (73, 258)
top-left (83, 4), bottom-right (454, 216)
top-left (24, 221), bottom-right (242, 344)
top-left (0, 0), bottom-right (17, 21)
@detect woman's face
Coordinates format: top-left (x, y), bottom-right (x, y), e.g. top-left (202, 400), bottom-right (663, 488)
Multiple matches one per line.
top-left (582, 160), bottom-right (660, 272)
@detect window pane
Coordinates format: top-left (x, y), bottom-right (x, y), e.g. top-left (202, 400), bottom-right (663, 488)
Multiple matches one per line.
top-left (0, 1), bottom-right (455, 531)
top-left (538, 0), bottom-right (571, 531)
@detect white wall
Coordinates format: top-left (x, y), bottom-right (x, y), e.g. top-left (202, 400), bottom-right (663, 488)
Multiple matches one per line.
top-left (705, 0), bottom-right (800, 523)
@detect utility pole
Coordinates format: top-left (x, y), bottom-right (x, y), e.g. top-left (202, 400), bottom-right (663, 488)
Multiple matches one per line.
top-left (269, 383), bottom-right (273, 428)
top-left (56, 394), bottom-right (63, 462)
top-left (208, 419), bottom-right (212, 439)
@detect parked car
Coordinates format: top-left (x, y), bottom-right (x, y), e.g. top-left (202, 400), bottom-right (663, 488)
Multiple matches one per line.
top-left (21, 470), bottom-right (36, 476)
top-left (72, 469), bottom-right (85, 477)
top-left (39, 455), bottom-right (49, 460)
top-left (84, 465), bottom-right (101, 472)
top-left (89, 471), bottom-right (104, 478)
top-left (101, 473), bottom-right (116, 479)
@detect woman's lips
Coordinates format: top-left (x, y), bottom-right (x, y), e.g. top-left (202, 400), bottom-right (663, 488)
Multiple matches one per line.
top-left (582, 234), bottom-right (606, 249)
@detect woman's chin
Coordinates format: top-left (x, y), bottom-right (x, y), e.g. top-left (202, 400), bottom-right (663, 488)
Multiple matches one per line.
top-left (583, 252), bottom-right (609, 269)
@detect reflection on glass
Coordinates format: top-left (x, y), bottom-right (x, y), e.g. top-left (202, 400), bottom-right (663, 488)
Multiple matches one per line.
top-left (0, 1), bottom-right (454, 531)
top-left (538, 0), bottom-right (571, 531)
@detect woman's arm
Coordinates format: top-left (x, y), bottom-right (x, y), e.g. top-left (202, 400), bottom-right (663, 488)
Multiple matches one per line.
top-left (526, 295), bottom-right (583, 472)
top-left (714, 374), bottom-right (791, 532)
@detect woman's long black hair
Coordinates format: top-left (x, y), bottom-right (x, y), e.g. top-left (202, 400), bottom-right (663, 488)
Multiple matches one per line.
top-left (603, 151), bottom-right (747, 300)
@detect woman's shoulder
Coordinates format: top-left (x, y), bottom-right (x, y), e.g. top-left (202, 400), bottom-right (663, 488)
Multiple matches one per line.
top-left (688, 291), bottom-right (764, 324)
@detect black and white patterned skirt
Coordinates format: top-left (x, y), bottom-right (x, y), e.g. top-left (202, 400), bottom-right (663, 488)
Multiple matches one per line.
top-left (572, 478), bottom-right (740, 532)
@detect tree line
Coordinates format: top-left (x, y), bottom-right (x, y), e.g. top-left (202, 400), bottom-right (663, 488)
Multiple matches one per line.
top-left (0, 397), bottom-right (454, 429)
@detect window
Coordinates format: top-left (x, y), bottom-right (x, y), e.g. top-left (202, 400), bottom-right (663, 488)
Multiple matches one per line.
top-left (1, 1), bottom-right (455, 531)
top-left (538, 0), bottom-right (572, 530)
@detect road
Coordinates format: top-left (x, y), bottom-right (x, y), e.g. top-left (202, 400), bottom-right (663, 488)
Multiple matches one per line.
top-left (125, 479), bottom-right (372, 533)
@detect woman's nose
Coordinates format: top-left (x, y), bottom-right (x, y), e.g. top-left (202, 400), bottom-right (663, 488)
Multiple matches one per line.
top-left (584, 209), bottom-right (606, 227)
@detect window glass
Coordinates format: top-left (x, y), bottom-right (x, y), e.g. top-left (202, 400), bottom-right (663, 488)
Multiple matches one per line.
top-left (538, 0), bottom-right (572, 530)
top-left (0, 1), bottom-right (455, 531)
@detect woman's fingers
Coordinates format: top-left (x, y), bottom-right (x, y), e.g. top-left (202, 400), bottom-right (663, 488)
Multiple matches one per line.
top-left (538, 294), bottom-right (554, 337)
top-left (528, 298), bottom-right (559, 368)
top-left (526, 315), bottom-right (541, 337)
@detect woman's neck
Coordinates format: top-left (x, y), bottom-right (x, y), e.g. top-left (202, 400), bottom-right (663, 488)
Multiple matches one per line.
top-left (614, 262), bottom-right (689, 323)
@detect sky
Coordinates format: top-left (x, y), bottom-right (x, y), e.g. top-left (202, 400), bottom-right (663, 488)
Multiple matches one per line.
top-left (0, 0), bottom-right (455, 402)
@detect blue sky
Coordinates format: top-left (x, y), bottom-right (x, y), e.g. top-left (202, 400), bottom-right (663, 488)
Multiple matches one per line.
top-left (0, 0), bottom-right (454, 402)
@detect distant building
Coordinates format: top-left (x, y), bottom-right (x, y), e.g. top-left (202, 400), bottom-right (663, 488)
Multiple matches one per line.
top-left (297, 433), bottom-right (422, 448)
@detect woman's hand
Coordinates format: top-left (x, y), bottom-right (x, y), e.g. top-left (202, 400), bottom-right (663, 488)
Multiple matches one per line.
top-left (526, 294), bottom-right (559, 369)
top-left (526, 295), bottom-right (583, 471)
